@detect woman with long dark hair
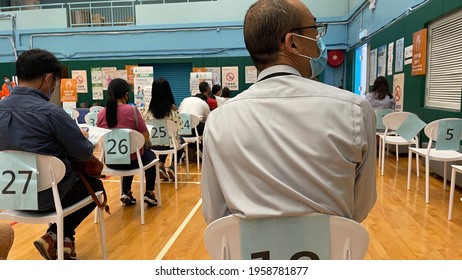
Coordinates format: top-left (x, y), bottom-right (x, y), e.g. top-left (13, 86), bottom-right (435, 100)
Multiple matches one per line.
top-left (97, 78), bottom-right (158, 207)
top-left (365, 76), bottom-right (396, 109)
top-left (142, 77), bottom-right (184, 180)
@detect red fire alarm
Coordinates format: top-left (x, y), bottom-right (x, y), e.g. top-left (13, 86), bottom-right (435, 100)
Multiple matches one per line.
top-left (327, 50), bottom-right (344, 67)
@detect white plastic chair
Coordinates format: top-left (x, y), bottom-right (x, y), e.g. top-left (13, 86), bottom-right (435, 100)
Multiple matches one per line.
top-left (84, 112), bottom-right (98, 126)
top-left (408, 118), bottom-right (462, 203)
top-left (380, 112), bottom-right (423, 176)
top-left (65, 108), bottom-right (80, 125)
top-left (147, 119), bottom-right (189, 190)
top-left (178, 113), bottom-right (202, 170)
top-left (375, 109), bottom-right (396, 168)
top-left (98, 129), bottom-right (160, 225)
top-left (448, 165), bottom-right (462, 220)
top-left (0, 150), bottom-right (107, 260)
top-left (203, 214), bottom-right (369, 260)
top-left (89, 106), bottom-right (104, 113)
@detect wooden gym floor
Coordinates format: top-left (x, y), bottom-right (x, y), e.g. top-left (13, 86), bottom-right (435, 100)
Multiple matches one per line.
top-left (4, 151), bottom-right (462, 260)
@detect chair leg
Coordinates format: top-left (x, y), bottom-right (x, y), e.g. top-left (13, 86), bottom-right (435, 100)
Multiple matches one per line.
top-left (448, 167), bottom-right (457, 220)
top-left (156, 162), bottom-right (161, 207)
top-left (396, 144), bottom-right (399, 162)
top-left (378, 137), bottom-right (382, 168)
top-left (97, 204), bottom-right (107, 259)
top-left (426, 158), bottom-right (430, 204)
top-left (443, 162), bottom-right (447, 191)
top-left (174, 153), bottom-right (178, 190)
top-left (140, 171), bottom-right (145, 225)
top-left (381, 139), bottom-right (386, 176)
top-left (57, 217), bottom-right (64, 260)
top-left (407, 150), bottom-right (412, 191)
top-left (196, 140), bottom-right (200, 170)
top-left (186, 146), bottom-right (190, 180)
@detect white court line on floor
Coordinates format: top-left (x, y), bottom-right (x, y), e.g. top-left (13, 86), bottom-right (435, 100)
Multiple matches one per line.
top-left (102, 179), bottom-right (201, 185)
top-left (155, 198), bottom-right (203, 260)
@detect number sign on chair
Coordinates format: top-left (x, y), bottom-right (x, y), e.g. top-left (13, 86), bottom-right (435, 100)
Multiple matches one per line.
top-left (395, 114), bottom-right (426, 142)
top-left (0, 151), bottom-right (38, 210)
top-left (85, 112), bottom-right (98, 127)
top-left (148, 119), bottom-right (170, 146)
top-left (376, 109), bottom-right (394, 130)
top-left (241, 215), bottom-right (330, 260)
top-left (179, 114), bottom-right (193, 135)
top-left (103, 129), bottom-right (131, 164)
top-left (436, 120), bottom-right (462, 150)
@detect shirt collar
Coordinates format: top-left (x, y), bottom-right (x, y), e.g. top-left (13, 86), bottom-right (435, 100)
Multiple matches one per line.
top-left (12, 86), bottom-right (50, 101)
top-left (257, 65), bottom-right (301, 82)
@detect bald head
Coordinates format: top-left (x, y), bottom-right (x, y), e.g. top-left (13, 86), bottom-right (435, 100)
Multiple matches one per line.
top-left (244, 0), bottom-right (308, 70)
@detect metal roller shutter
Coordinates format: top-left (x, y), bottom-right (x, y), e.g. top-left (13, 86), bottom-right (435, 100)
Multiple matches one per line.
top-left (426, 9), bottom-right (462, 111)
top-left (152, 63), bottom-right (192, 108)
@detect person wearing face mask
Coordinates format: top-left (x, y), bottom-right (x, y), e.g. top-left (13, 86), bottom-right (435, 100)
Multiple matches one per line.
top-left (201, 0), bottom-right (377, 225)
top-left (0, 49), bottom-right (104, 260)
top-left (1, 75), bottom-right (16, 99)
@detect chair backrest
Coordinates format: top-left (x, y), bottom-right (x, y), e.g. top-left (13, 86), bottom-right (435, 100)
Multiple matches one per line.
top-left (424, 118), bottom-right (462, 150)
top-left (178, 113), bottom-right (200, 136)
top-left (97, 129), bottom-right (145, 164)
top-left (89, 106), bottom-right (104, 113)
top-left (375, 109), bottom-right (394, 130)
top-left (203, 214), bottom-right (369, 260)
top-left (64, 108), bottom-right (79, 121)
top-left (382, 111), bottom-right (415, 130)
top-left (382, 111), bottom-right (426, 141)
top-left (146, 119), bottom-right (178, 147)
top-left (85, 112), bottom-right (98, 126)
top-left (0, 150), bottom-right (65, 210)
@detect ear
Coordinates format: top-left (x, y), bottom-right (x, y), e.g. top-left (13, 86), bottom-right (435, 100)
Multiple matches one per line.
top-left (282, 33), bottom-right (299, 55)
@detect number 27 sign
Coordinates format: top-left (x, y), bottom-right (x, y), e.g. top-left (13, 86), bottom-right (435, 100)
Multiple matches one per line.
top-left (0, 151), bottom-right (38, 210)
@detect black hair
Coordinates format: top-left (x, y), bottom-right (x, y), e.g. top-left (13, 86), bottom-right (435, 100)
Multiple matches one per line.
top-left (199, 81), bottom-right (210, 94)
top-left (221, 87), bottom-right (231, 98)
top-left (15, 49), bottom-right (62, 81)
top-left (212, 84), bottom-right (221, 95)
top-left (106, 78), bottom-right (130, 128)
top-left (194, 93), bottom-right (208, 102)
top-left (372, 76), bottom-right (393, 100)
top-left (149, 77), bottom-right (176, 119)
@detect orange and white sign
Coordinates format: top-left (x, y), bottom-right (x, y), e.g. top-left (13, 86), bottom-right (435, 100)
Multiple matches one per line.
top-left (222, 66), bottom-right (239, 91)
top-left (71, 70), bottom-right (88, 93)
top-left (125, 65), bottom-right (137, 85)
top-left (60, 79), bottom-right (77, 102)
top-left (412, 28), bottom-right (427, 76)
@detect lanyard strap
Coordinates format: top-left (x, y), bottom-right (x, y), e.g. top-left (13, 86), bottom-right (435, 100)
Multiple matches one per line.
top-left (258, 72), bottom-right (297, 82)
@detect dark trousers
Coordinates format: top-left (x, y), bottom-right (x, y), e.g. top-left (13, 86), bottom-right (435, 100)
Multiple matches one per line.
top-left (106, 148), bottom-right (157, 193)
top-left (46, 175), bottom-right (104, 241)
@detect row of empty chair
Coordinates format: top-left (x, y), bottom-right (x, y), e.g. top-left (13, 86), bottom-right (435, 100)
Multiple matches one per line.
top-left (376, 109), bottom-right (462, 220)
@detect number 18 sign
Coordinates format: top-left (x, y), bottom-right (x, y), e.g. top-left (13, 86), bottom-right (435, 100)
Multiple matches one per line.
top-left (0, 151), bottom-right (38, 210)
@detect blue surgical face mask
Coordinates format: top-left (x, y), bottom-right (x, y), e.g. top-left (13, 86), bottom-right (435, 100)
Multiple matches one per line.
top-left (292, 33), bottom-right (328, 79)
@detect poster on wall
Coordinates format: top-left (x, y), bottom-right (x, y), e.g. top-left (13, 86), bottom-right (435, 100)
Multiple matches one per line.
top-left (222, 66), bottom-right (239, 91)
top-left (377, 45), bottom-right (387, 77)
top-left (393, 73), bottom-right (405, 111)
top-left (91, 67), bottom-right (103, 100)
top-left (206, 67), bottom-right (221, 85)
top-left (102, 67), bottom-right (117, 90)
top-left (60, 79), bottom-right (77, 102)
top-left (245, 66), bottom-right (258, 84)
top-left (117, 70), bottom-right (128, 81)
top-left (125, 65), bottom-right (137, 85)
top-left (190, 72), bottom-right (212, 95)
top-left (133, 66), bottom-right (154, 108)
top-left (369, 49), bottom-right (378, 86)
top-left (387, 42), bottom-right (394, 76)
top-left (395, 38), bottom-right (404, 73)
top-left (404, 45), bottom-right (413, 65)
top-left (71, 70), bottom-right (88, 93)
top-left (412, 28), bottom-right (427, 76)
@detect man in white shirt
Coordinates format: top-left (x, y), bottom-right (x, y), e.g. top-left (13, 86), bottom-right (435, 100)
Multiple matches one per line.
top-left (178, 93), bottom-right (210, 136)
top-left (201, 0), bottom-right (376, 225)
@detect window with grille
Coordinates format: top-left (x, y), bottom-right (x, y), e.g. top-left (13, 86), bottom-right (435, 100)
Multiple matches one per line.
top-left (425, 9), bottom-right (462, 111)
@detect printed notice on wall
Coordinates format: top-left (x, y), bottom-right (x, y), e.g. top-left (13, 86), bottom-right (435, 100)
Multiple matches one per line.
top-left (412, 28), bottom-right (427, 76)
top-left (369, 49), bottom-right (377, 86)
top-left (71, 70), bottom-right (88, 93)
top-left (222, 66), bottom-right (239, 91)
top-left (245, 66), bottom-right (257, 84)
top-left (393, 73), bottom-right (405, 111)
top-left (91, 67), bottom-right (103, 100)
top-left (387, 42), bottom-right (394, 76)
top-left (377, 45), bottom-right (387, 77)
top-left (395, 38), bottom-right (404, 73)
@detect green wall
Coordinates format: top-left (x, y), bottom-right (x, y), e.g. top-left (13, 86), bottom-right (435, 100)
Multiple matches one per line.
top-left (347, 0), bottom-right (462, 126)
top-left (1, 56), bottom-right (256, 107)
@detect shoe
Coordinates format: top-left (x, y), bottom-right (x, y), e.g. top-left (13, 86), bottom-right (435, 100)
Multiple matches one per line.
top-left (144, 191), bottom-right (158, 207)
top-left (167, 167), bottom-right (175, 181)
top-left (33, 232), bottom-right (57, 260)
top-left (0, 223), bottom-right (14, 260)
top-left (159, 166), bottom-right (169, 180)
top-left (120, 190), bottom-right (136, 206)
top-left (63, 237), bottom-right (76, 260)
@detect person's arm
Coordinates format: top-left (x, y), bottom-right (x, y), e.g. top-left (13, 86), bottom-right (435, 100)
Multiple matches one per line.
top-left (51, 108), bottom-right (94, 161)
top-left (352, 100), bottom-right (377, 222)
top-left (200, 125), bottom-right (230, 224)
